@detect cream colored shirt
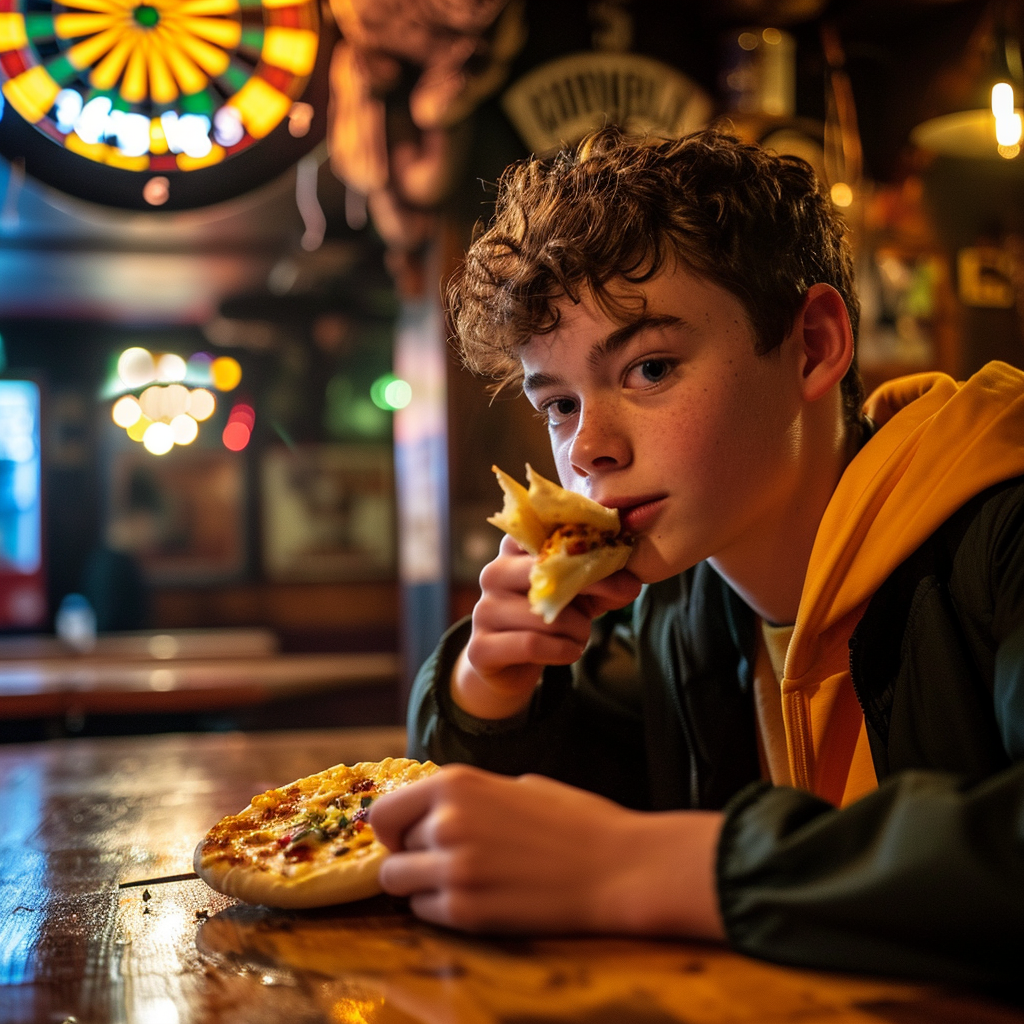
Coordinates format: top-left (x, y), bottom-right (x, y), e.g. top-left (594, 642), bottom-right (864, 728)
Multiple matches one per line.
top-left (753, 618), bottom-right (795, 786)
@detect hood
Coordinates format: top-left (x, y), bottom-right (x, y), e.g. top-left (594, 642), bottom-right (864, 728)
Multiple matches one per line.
top-left (780, 361), bottom-right (1024, 804)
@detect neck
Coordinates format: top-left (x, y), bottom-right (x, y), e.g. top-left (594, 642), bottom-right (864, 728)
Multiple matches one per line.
top-left (709, 408), bottom-right (860, 627)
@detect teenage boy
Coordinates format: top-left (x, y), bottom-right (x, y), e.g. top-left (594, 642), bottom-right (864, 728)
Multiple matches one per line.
top-left (368, 127), bottom-right (1024, 990)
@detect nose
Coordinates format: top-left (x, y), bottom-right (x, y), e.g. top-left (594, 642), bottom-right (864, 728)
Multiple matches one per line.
top-left (566, 405), bottom-right (630, 480)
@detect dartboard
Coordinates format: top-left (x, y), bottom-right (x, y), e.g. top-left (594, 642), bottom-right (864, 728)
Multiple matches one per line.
top-left (0, 0), bottom-right (331, 209)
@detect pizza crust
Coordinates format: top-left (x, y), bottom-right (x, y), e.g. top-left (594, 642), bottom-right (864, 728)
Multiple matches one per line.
top-left (194, 757), bottom-right (437, 909)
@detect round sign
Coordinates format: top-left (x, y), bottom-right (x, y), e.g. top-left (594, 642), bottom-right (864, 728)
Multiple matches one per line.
top-left (0, 0), bottom-right (330, 209)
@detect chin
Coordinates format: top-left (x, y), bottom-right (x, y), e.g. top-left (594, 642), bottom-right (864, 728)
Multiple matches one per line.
top-left (626, 542), bottom-right (693, 585)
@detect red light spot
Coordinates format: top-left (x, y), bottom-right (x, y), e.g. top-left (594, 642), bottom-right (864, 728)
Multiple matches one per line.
top-left (222, 422), bottom-right (250, 451)
top-left (229, 403), bottom-right (255, 429)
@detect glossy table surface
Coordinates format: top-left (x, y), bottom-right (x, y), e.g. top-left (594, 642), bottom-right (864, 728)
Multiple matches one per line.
top-left (0, 652), bottom-right (400, 718)
top-left (1, 727), bottom-right (1021, 1024)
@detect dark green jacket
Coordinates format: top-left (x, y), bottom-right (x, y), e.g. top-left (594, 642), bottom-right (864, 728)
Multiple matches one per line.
top-left (408, 476), bottom-right (1024, 993)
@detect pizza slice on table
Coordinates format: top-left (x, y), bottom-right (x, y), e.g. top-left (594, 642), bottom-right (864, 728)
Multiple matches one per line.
top-left (488, 464), bottom-right (633, 624)
top-left (195, 758), bottom-right (437, 908)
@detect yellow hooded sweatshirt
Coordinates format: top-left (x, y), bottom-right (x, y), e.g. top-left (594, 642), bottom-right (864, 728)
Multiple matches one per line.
top-left (779, 360), bottom-right (1024, 808)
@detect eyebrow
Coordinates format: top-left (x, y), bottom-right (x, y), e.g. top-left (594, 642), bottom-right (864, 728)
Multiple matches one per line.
top-left (522, 313), bottom-right (688, 394)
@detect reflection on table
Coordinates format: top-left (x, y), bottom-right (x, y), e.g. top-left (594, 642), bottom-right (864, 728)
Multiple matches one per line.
top-left (1, 727), bottom-right (1021, 1024)
top-left (0, 627), bottom-right (280, 662)
top-left (0, 628), bottom-right (400, 726)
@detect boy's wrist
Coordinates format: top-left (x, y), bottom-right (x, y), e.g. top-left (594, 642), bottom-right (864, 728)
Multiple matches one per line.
top-left (592, 810), bottom-right (726, 940)
top-left (449, 648), bottom-right (540, 721)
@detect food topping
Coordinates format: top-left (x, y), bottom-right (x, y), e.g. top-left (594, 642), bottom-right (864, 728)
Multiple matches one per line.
top-left (539, 523), bottom-right (629, 559)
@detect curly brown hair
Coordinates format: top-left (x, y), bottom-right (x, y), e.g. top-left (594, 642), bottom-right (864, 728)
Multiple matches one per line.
top-left (447, 124), bottom-right (864, 426)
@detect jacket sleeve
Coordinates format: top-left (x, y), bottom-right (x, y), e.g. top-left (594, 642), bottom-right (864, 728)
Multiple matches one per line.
top-left (405, 612), bottom-right (650, 808)
top-left (717, 483), bottom-right (1024, 994)
top-left (717, 754), bottom-right (1024, 993)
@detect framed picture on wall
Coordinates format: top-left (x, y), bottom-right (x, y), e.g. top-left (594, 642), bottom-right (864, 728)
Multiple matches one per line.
top-left (105, 446), bottom-right (247, 584)
top-left (260, 444), bottom-right (396, 581)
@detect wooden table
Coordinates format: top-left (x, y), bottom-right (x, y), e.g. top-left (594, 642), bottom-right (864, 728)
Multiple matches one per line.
top-left (1, 728), bottom-right (1021, 1024)
top-left (0, 652), bottom-right (400, 719)
top-left (0, 628), bottom-right (280, 662)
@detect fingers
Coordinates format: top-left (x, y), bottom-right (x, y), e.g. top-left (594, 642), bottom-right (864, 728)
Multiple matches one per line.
top-left (470, 543), bottom-right (595, 677)
top-left (573, 569), bottom-right (643, 619)
top-left (368, 771), bottom-right (445, 851)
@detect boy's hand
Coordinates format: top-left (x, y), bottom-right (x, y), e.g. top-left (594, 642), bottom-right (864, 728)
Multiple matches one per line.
top-left (369, 764), bottom-right (725, 938)
top-left (453, 534), bottom-right (641, 720)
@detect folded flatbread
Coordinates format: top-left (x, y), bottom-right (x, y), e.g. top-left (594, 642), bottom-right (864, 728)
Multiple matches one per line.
top-left (488, 464), bottom-right (632, 623)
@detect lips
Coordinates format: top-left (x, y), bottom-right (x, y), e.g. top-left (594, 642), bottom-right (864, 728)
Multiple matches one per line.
top-left (607, 496), bottom-right (667, 535)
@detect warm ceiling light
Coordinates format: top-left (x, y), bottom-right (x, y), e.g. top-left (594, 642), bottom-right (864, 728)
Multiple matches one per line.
top-left (911, 6), bottom-right (1023, 160)
top-left (993, 82), bottom-right (1023, 150)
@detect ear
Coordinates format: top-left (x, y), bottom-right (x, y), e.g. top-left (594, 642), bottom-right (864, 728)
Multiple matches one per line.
top-left (792, 283), bottom-right (854, 403)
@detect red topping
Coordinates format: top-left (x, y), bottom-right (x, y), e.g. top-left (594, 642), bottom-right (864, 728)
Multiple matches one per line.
top-left (351, 778), bottom-right (374, 793)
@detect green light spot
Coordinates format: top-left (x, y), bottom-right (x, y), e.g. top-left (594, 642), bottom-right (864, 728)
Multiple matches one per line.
top-left (133, 5), bottom-right (159, 27)
top-left (370, 374), bottom-right (411, 411)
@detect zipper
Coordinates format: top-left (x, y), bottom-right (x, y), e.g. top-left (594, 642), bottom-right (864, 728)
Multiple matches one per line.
top-left (785, 690), bottom-right (814, 790)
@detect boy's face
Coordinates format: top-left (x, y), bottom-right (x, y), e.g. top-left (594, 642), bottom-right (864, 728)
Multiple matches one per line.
top-left (520, 265), bottom-right (809, 584)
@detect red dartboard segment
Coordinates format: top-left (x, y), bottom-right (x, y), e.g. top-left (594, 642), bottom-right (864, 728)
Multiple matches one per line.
top-left (0, 49), bottom-right (28, 78)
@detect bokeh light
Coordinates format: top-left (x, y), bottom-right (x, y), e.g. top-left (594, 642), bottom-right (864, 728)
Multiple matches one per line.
top-left (211, 357), bottom-right (243, 391)
top-left (384, 378), bottom-right (412, 409)
top-left (370, 373), bottom-right (412, 411)
top-left (222, 421), bottom-right (250, 451)
top-left (127, 415), bottom-right (152, 441)
top-left (188, 388), bottom-right (216, 421)
top-left (170, 414), bottom-right (199, 445)
top-left (142, 421), bottom-right (174, 455)
top-left (156, 353), bottom-right (188, 382)
top-left (113, 347), bottom-right (247, 455)
top-left (164, 384), bottom-right (190, 417)
top-left (112, 395), bottom-right (142, 428)
top-left (118, 347), bottom-right (156, 388)
top-left (229, 403), bottom-right (255, 430)
top-left (222, 402), bottom-right (254, 451)
top-left (139, 385), bottom-right (164, 421)
top-left (185, 353), bottom-right (213, 386)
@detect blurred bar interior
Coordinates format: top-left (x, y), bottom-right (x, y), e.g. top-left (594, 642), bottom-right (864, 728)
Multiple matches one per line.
top-left (2, 0), bottom-right (1024, 742)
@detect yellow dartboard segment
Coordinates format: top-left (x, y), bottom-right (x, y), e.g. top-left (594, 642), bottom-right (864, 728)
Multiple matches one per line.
top-left (2, 65), bottom-right (61, 123)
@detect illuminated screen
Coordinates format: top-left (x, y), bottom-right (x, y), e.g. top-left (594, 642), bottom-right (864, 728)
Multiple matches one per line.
top-left (0, 379), bottom-right (46, 629)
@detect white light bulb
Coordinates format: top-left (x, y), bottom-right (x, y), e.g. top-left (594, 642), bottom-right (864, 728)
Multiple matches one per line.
top-left (992, 82), bottom-right (1016, 118)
